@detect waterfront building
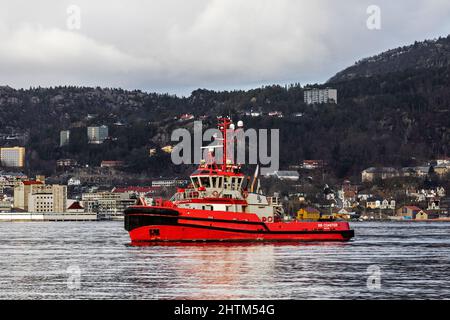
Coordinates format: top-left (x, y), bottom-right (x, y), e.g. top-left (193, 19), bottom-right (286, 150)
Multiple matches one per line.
top-left (151, 179), bottom-right (189, 188)
top-left (66, 200), bottom-right (85, 213)
top-left (396, 206), bottom-right (422, 220)
top-left (28, 192), bottom-right (54, 213)
top-left (27, 185), bottom-right (67, 213)
top-left (304, 88), bottom-right (337, 105)
top-left (87, 125), bottom-right (109, 144)
top-left (13, 180), bottom-right (43, 210)
top-left (0, 147), bottom-right (25, 167)
top-left (112, 186), bottom-right (160, 197)
top-left (297, 207), bottom-right (321, 220)
top-left (81, 192), bottom-right (135, 218)
top-left (415, 211), bottom-right (429, 220)
top-left (413, 210), bottom-right (440, 220)
top-left (82, 192), bottom-right (119, 215)
top-left (60, 130), bottom-right (70, 147)
top-left (14, 181), bottom-right (67, 213)
top-left (51, 185), bottom-right (67, 213)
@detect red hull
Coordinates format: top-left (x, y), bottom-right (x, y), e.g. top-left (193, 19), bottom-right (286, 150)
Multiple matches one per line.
top-left (129, 225), bottom-right (353, 242)
top-left (125, 206), bottom-right (354, 243)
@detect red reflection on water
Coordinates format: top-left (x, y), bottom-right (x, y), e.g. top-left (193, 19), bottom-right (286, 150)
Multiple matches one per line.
top-left (126, 241), bottom-right (353, 299)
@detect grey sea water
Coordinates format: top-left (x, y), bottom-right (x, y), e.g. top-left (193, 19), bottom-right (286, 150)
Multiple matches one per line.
top-left (0, 221), bottom-right (449, 299)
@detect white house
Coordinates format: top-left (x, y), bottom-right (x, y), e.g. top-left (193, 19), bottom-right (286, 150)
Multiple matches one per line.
top-left (68, 177), bottom-right (81, 186)
top-left (380, 199), bottom-right (396, 210)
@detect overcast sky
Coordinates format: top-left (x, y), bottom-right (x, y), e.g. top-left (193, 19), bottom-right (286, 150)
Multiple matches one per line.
top-left (0, 0), bottom-right (449, 96)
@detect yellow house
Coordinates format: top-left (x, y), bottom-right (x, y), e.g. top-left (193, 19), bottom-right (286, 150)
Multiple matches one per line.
top-left (415, 210), bottom-right (428, 220)
top-left (297, 207), bottom-right (321, 221)
top-left (366, 197), bottom-right (382, 209)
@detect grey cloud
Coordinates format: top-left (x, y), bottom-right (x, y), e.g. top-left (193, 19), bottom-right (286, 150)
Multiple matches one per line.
top-left (0, 0), bottom-right (449, 95)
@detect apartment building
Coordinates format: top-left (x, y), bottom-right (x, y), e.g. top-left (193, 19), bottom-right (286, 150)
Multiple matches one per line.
top-left (87, 125), bottom-right (109, 144)
top-left (14, 180), bottom-right (67, 213)
top-left (60, 130), bottom-right (70, 147)
top-left (0, 147), bottom-right (25, 167)
top-left (304, 88), bottom-right (337, 105)
top-left (81, 192), bottom-right (135, 216)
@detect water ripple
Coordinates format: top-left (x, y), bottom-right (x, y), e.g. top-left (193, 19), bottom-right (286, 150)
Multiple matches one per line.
top-left (0, 221), bottom-right (449, 299)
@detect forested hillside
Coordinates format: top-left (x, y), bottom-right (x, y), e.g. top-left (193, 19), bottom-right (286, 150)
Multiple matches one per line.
top-left (1, 35), bottom-right (449, 180)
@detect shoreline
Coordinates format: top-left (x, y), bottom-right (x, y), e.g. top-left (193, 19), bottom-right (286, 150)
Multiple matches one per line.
top-left (1, 215), bottom-right (449, 223)
top-left (354, 219), bottom-right (450, 222)
top-left (0, 212), bottom-right (98, 222)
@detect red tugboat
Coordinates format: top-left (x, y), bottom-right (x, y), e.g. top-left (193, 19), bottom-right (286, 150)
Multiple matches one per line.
top-left (124, 117), bottom-right (354, 243)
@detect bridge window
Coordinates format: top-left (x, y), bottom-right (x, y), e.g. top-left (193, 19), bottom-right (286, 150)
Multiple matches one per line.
top-left (192, 177), bottom-right (200, 189)
top-left (217, 176), bottom-right (223, 188)
top-left (228, 177), bottom-right (234, 190)
top-left (200, 176), bottom-right (210, 188)
top-left (230, 177), bottom-right (242, 190)
top-left (237, 177), bottom-right (244, 189)
top-left (224, 177), bottom-right (231, 189)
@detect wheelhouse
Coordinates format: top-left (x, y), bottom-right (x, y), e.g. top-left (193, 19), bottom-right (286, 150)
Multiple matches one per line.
top-left (190, 173), bottom-right (245, 191)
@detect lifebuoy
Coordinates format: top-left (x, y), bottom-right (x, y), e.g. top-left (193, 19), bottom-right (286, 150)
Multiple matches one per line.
top-left (262, 217), bottom-right (267, 222)
top-left (267, 216), bottom-right (273, 223)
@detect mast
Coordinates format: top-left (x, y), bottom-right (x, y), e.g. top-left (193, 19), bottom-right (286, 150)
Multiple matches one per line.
top-left (218, 116), bottom-right (232, 171)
